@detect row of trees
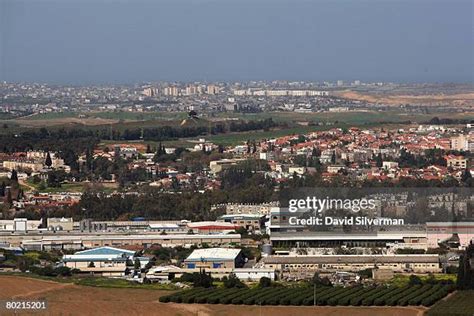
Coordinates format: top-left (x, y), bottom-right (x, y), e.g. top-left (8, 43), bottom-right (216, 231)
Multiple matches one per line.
top-left (159, 284), bottom-right (454, 306)
top-left (457, 243), bottom-right (474, 290)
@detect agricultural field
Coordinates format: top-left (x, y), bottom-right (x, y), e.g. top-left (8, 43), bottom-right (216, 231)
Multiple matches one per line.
top-left (218, 110), bottom-right (474, 125)
top-left (159, 284), bottom-right (455, 307)
top-left (15, 111), bottom-right (185, 121)
top-left (334, 90), bottom-right (474, 107)
top-left (0, 276), bottom-right (425, 316)
top-left (5, 109), bottom-right (474, 130)
top-left (426, 290), bottom-right (474, 316)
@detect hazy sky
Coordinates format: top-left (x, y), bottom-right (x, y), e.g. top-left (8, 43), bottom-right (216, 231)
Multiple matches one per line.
top-left (1, 0), bottom-right (473, 84)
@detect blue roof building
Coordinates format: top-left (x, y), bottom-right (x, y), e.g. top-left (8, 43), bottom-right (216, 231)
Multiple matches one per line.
top-left (62, 246), bottom-right (137, 276)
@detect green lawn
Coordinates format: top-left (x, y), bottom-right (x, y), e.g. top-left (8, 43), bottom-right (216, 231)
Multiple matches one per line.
top-left (26, 179), bottom-right (86, 193)
top-left (75, 276), bottom-right (178, 290)
top-left (25, 179), bottom-right (119, 194)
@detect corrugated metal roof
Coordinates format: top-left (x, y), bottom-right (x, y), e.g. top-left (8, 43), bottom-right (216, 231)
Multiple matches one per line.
top-left (62, 254), bottom-right (129, 262)
top-left (75, 246), bottom-right (135, 256)
top-left (263, 254), bottom-right (439, 264)
top-left (185, 248), bottom-right (241, 262)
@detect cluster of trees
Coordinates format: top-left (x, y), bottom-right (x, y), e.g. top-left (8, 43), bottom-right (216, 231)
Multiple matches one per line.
top-left (108, 118), bottom-right (277, 141)
top-left (228, 118), bottom-right (275, 132)
top-left (397, 149), bottom-right (448, 169)
top-left (1, 249), bottom-right (75, 277)
top-left (178, 270), bottom-right (214, 288)
top-left (0, 117), bottom-right (275, 171)
top-left (29, 265), bottom-right (76, 277)
top-left (311, 272), bottom-right (332, 287)
top-left (0, 249), bottom-right (64, 272)
top-left (293, 155), bottom-right (323, 171)
top-left (0, 128), bottom-right (99, 170)
top-left (457, 243), bottom-right (474, 290)
top-left (427, 117), bottom-right (474, 125)
top-left (23, 160), bottom-right (279, 220)
top-left (149, 246), bottom-right (194, 264)
top-left (0, 171), bottom-right (24, 207)
top-left (222, 273), bottom-right (246, 288)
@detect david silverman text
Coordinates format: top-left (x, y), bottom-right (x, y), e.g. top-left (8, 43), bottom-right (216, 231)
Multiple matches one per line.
top-left (289, 216), bottom-right (405, 226)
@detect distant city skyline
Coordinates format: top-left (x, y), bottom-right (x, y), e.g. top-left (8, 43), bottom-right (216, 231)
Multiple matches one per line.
top-left (1, 0), bottom-right (473, 84)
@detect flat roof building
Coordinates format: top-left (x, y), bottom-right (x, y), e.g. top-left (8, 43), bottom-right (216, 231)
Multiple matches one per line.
top-left (18, 233), bottom-right (241, 251)
top-left (184, 248), bottom-right (243, 269)
top-left (270, 231), bottom-right (427, 248)
top-left (427, 222), bottom-right (474, 248)
top-left (261, 254), bottom-right (441, 275)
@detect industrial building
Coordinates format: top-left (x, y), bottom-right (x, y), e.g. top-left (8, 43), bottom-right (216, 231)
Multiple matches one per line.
top-left (17, 233), bottom-right (241, 251)
top-left (146, 266), bottom-right (275, 281)
top-left (426, 222), bottom-right (474, 248)
top-left (62, 246), bottom-right (137, 277)
top-left (184, 248), bottom-right (244, 269)
top-left (0, 218), bottom-right (42, 232)
top-left (220, 214), bottom-right (265, 232)
top-left (270, 231), bottom-right (428, 248)
top-left (261, 254), bottom-right (441, 274)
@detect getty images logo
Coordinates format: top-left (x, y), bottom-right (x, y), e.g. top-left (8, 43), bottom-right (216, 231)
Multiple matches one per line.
top-left (288, 196), bottom-right (377, 213)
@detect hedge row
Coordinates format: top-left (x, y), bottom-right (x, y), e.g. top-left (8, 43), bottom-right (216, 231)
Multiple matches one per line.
top-left (159, 285), bottom-right (452, 306)
top-left (421, 285), bottom-right (455, 307)
top-left (373, 286), bottom-right (412, 306)
top-left (279, 288), bottom-right (313, 305)
top-left (338, 286), bottom-right (376, 306)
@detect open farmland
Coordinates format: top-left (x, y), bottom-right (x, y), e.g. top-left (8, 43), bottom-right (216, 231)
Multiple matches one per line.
top-left (13, 116), bottom-right (120, 127)
top-left (0, 275), bottom-right (428, 316)
top-left (334, 90), bottom-right (474, 107)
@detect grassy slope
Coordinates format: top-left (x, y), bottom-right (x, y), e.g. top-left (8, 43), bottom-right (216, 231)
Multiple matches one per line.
top-left (1, 272), bottom-right (177, 291)
top-left (427, 290), bottom-right (474, 316)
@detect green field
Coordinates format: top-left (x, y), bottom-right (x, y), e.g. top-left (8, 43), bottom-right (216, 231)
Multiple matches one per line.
top-left (18, 111), bottom-right (187, 121)
top-left (216, 110), bottom-right (474, 125)
top-left (19, 111), bottom-right (79, 120)
top-left (75, 276), bottom-right (177, 290)
top-left (3, 110), bottom-right (474, 146)
top-left (12, 109), bottom-right (474, 125)
top-left (25, 179), bottom-right (85, 193)
top-left (24, 179), bottom-right (118, 194)
top-left (37, 182), bottom-right (86, 193)
top-left (427, 290), bottom-right (474, 316)
top-left (92, 111), bottom-right (187, 121)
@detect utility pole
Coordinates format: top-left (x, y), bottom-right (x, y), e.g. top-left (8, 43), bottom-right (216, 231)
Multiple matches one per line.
top-left (313, 282), bottom-right (316, 306)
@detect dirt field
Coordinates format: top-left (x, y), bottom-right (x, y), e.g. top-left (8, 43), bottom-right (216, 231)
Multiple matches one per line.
top-left (335, 90), bottom-right (474, 107)
top-left (0, 276), bottom-right (426, 316)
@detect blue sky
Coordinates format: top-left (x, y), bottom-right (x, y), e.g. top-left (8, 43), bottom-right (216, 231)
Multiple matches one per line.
top-left (1, 0), bottom-right (472, 84)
